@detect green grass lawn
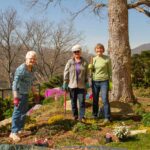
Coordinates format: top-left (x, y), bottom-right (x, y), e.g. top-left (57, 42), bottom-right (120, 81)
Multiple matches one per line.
top-left (108, 133), bottom-right (150, 150)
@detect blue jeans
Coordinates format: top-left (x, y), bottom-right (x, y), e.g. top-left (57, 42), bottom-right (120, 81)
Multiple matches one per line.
top-left (92, 80), bottom-right (111, 119)
top-left (11, 94), bottom-right (28, 133)
top-left (69, 88), bottom-right (86, 119)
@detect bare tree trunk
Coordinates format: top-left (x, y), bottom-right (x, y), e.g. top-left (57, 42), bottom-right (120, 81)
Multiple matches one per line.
top-left (108, 0), bottom-right (135, 102)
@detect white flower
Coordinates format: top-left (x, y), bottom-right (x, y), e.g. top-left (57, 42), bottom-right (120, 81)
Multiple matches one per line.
top-left (113, 122), bottom-right (130, 139)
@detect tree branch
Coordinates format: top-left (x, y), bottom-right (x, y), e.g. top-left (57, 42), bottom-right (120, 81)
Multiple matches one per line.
top-left (135, 6), bottom-right (150, 17)
top-left (128, 0), bottom-right (150, 9)
top-left (128, 0), bottom-right (150, 17)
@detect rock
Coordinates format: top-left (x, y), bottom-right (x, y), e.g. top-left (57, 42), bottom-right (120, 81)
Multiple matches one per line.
top-left (0, 118), bottom-right (12, 128)
top-left (110, 101), bottom-right (136, 120)
top-left (130, 129), bottom-right (147, 136)
top-left (26, 104), bottom-right (42, 116)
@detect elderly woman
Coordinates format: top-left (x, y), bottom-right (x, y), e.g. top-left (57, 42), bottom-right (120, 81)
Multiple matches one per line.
top-left (9, 51), bottom-right (37, 142)
top-left (91, 43), bottom-right (111, 125)
top-left (63, 44), bottom-right (88, 121)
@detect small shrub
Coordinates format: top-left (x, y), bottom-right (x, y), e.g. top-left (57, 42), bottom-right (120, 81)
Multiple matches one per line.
top-left (41, 75), bottom-right (63, 90)
top-left (0, 96), bottom-right (13, 120)
top-left (48, 115), bottom-right (64, 124)
top-left (3, 108), bottom-right (13, 118)
top-left (42, 97), bottom-right (54, 105)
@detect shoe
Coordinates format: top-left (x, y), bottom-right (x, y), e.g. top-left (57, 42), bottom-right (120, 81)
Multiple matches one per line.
top-left (18, 130), bottom-right (31, 135)
top-left (100, 119), bottom-right (111, 126)
top-left (73, 116), bottom-right (78, 121)
top-left (92, 115), bottom-right (98, 119)
top-left (18, 130), bottom-right (22, 134)
top-left (79, 117), bottom-right (86, 122)
top-left (9, 133), bottom-right (21, 142)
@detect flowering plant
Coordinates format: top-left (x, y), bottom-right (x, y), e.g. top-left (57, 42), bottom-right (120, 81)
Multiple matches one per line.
top-left (113, 122), bottom-right (130, 140)
top-left (45, 88), bottom-right (64, 100)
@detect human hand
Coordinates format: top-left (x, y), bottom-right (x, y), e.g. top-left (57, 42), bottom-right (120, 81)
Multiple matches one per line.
top-left (13, 98), bottom-right (20, 107)
top-left (86, 82), bottom-right (90, 89)
top-left (88, 64), bottom-right (94, 70)
top-left (62, 83), bottom-right (68, 91)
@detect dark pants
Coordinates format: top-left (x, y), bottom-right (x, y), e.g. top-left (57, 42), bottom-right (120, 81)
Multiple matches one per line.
top-left (69, 88), bottom-right (86, 119)
top-left (11, 94), bottom-right (28, 133)
top-left (92, 80), bottom-right (111, 119)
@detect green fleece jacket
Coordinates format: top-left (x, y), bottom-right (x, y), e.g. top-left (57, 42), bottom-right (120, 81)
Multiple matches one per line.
top-left (92, 55), bottom-right (111, 81)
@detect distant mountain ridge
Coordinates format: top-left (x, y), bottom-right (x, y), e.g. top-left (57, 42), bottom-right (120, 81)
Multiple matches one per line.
top-left (131, 43), bottom-right (150, 55)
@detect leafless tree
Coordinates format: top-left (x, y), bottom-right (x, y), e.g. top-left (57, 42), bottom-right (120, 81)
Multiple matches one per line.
top-left (20, 19), bottom-right (82, 82)
top-left (49, 22), bottom-right (82, 77)
top-left (22, 0), bottom-right (150, 102)
top-left (0, 8), bottom-right (23, 87)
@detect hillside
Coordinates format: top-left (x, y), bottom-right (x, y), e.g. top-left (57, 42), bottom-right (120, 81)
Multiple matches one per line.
top-left (1, 95), bottom-right (150, 149)
top-left (131, 43), bottom-right (150, 55)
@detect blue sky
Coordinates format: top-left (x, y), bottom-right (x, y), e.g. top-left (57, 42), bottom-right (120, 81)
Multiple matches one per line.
top-left (0, 0), bottom-right (150, 53)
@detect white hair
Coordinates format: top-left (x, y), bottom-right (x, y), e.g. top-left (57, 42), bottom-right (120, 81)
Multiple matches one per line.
top-left (25, 51), bottom-right (37, 59)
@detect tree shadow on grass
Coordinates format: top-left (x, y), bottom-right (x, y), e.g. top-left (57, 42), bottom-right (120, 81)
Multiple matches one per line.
top-left (119, 136), bottom-right (140, 142)
top-left (29, 119), bottom-right (78, 137)
top-left (110, 101), bottom-right (142, 121)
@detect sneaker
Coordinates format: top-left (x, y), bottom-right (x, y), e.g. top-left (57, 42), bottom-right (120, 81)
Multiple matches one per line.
top-left (92, 115), bottom-right (98, 119)
top-left (18, 130), bottom-right (31, 135)
top-left (100, 119), bottom-right (111, 126)
top-left (73, 116), bottom-right (78, 121)
top-left (18, 130), bottom-right (22, 134)
top-left (79, 117), bottom-right (86, 122)
top-left (9, 133), bottom-right (21, 142)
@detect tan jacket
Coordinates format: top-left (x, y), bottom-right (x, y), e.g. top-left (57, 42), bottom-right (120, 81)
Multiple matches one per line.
top-left (64, 57), bottom-right (88, 89)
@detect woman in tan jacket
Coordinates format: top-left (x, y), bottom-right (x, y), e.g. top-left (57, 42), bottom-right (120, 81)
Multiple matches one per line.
top-left (63, 44), bottom-right (88, 121)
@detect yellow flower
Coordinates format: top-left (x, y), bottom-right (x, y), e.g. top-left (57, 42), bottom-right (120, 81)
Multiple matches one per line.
top-left (48, 115), bottom-right (64, 124)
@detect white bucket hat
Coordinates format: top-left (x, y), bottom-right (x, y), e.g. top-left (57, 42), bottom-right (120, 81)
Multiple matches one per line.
top-left (71, 44), bottom-right (82, 52)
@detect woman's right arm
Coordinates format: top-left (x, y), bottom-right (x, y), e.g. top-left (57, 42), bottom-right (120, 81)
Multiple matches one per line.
top-left (12, 68), bottom-right (23, 98)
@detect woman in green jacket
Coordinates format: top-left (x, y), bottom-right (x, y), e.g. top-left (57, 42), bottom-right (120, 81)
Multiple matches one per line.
top-left (91, 43), bottom-right (111, 124)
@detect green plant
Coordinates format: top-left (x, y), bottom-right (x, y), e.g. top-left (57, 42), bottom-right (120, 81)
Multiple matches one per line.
top-left (3, 108), bottom-right (13, 118)
top-left (72, 122), bottom-right (87, 132)
top-left (0, 96), bottom-right (13, 120)
top-left (72, 122), bottom-right (100, 133)
top-left (42, 97), bottom-right (54, 105)
top-left (131, 51), bottom-right (150, 88)
top-left (41, 75), bottom-right (63, 90)
top-left (142, 112), bottom-right (150, 127)
top-left (133, 103), bottom-right (145, 116)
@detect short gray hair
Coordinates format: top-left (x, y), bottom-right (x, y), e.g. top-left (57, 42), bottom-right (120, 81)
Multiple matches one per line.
top-left (25, 51), bottom-right (37, 59)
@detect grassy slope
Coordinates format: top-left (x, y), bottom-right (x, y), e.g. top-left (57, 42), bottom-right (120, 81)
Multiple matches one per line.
top-left (0, 96), bottom-right (150, 149)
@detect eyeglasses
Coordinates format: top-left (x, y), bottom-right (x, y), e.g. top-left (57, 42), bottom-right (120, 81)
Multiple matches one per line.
top-left (73, 50), bottom-right (80, 53)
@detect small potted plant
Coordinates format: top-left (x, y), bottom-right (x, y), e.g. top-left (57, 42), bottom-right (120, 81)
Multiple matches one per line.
top-left (113, 122), bottom-right (130, 141)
